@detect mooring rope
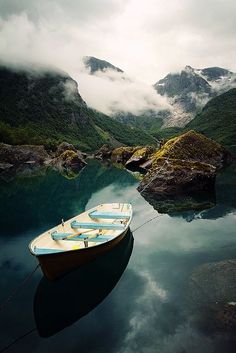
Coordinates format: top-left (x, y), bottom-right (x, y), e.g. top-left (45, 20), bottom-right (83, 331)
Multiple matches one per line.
top-left (0, 328), bottom-right (37, 353)
top-left (132, 213), bottom-right (164, 233)
top-left (0, 264), bottom-right (40, 313)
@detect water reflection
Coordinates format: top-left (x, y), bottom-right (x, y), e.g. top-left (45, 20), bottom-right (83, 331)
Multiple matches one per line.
top-left (141, 190), bottom-right (216, 215)
top-left (0, 160), bottom-right (136, 236)
top-left (1, 160), bottom-right (236, 353)
top-left (140, 163), bottom-right (236, 220)
top-left (34, 230), bottom-right (134, 337)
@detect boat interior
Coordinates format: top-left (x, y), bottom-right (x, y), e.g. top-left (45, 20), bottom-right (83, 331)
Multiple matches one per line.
top-left (30, 203), bottom-right (132, 255)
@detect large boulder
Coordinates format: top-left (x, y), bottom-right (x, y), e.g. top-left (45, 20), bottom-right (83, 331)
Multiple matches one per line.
top-left (56, 142), bottom-right (87, 159)
top-left (56, 142), bottom-right (77, 156)
top-left (94, 144), bottom-right (112, 160)
top-left (125, 146), bottom-right (155, 170)
top-left (137, 130), bottom-right (230, 196)
top-left (50, 149), bottom-right (87, 175)
top-left (111, 146), bottom-right (141, 164)
top-left (151, 130), bottom-right (231, 169)
top-left (138, 158), bottom-right (216, 195)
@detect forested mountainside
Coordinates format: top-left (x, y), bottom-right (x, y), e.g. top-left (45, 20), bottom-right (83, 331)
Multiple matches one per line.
top-left (0, 65), bottom-right (155, 151)
top-left (186, 88), bottom-right (236, 147)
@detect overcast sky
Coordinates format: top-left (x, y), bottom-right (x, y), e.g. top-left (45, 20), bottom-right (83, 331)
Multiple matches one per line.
top-left (0, 0), bottom-right (236, 113)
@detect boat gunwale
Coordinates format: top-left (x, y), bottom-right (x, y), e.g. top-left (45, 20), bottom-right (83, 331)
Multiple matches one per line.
top-left (29, 203), bottom-right (133, 257)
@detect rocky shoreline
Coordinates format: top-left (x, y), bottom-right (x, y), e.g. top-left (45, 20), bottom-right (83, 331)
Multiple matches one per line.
top-left (0, 131), bottom-right (232, 204)
top-left (0, 142), bottom-right (87, 180)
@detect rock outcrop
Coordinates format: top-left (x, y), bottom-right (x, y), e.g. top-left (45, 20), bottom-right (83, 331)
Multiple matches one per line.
top-left (137, 130), bottom-right (230, 196)
top-left (94, 144), bottom-right (112, 160)
top-left (0, 142), bottom-right (87, 180)
top-left (0, 143), bottom-right (49, 180)
top-left (125, 146), bottom-right (155, 170)
top-left (111, 146), bottom-right (142, 164)
top-left (49, 144), bottom-right (87, 178)
top-left (0, 143), bottom-right (49, 166)
top-left (56, 142), bottom-right (77, 156)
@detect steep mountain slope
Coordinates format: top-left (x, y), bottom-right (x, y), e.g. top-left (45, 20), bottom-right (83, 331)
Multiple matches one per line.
top-left (0, 65), bottom-right (155, 151)
top-left (185, 88), bottom-right (236, 146)
top-left (83, 56), bottom-right (123, 74)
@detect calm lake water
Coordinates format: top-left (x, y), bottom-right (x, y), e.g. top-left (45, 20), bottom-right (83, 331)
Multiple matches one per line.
top-left (0, 160), bottom-right (236, 353)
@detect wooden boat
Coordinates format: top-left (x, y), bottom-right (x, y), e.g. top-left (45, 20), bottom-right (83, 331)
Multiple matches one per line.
top-left (29, 203), bottom-right (132, 280)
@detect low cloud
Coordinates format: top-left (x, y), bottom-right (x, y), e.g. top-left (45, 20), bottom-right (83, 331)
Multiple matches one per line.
top-left (76, 67), bottom-right (171, 115)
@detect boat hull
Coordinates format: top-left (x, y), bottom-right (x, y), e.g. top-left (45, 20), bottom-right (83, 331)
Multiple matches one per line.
top-left (36, 227), bottom-right (129, 280)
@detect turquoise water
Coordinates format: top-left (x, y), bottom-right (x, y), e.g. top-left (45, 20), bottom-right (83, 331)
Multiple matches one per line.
top-left (0, 160), bottom-right (236, 353)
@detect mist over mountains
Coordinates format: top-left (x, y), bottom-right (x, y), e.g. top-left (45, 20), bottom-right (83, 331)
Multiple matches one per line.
top-left (0, 55), bottom-right (235, 152)
top-left (83, 56), bottom-right (236, 131)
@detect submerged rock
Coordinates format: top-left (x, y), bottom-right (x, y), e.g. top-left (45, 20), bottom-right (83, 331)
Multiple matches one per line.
top-left (190, 260), bottom-right (236, 305)
top-left (189, 259), bottom-right (236, 331)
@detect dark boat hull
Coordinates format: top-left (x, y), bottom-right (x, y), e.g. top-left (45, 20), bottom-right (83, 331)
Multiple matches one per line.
top-left (36, 227), bottom-right (129, 280)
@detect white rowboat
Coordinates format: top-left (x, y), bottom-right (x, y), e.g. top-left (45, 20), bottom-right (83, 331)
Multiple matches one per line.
top-left (29, 203), bottom-right (132, 279)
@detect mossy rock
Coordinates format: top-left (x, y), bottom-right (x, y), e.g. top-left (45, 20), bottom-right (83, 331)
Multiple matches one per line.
top-left (125, 146), bottom-right (156, 170)
top-left (60, 150), bottom-right (78, 162)
top-left (111, 146), bottom-right (141, 164)
top-left (152, 130), bottom-right (229, 169)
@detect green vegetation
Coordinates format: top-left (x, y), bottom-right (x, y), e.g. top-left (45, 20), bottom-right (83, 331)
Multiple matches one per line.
top-left (186, 88), bottom-right (236, 147)
top-left (115, 111), bottom-right (164, 137)
top-left (151, 130), bottom-right (225, 169)
top-left (92, 111), bottom-right (156, 147)
top-left (0, 66), bottom-right (155, 151)
top-left (151, 126), bottom-right (183, 141)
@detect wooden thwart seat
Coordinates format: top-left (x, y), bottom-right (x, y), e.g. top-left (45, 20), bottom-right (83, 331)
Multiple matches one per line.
top-left (70, 220), bottom-right (125, 230)
top-left (34, 248), bottom-right (65, 255)
top-left (51, 231), bottom-right (115, 243)
top-left (66, 234), bottom-right (115, 242)
top-left (51, 232), bottom-right (73, 240)
top-left (89, 210), bottom-right (130, 219)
